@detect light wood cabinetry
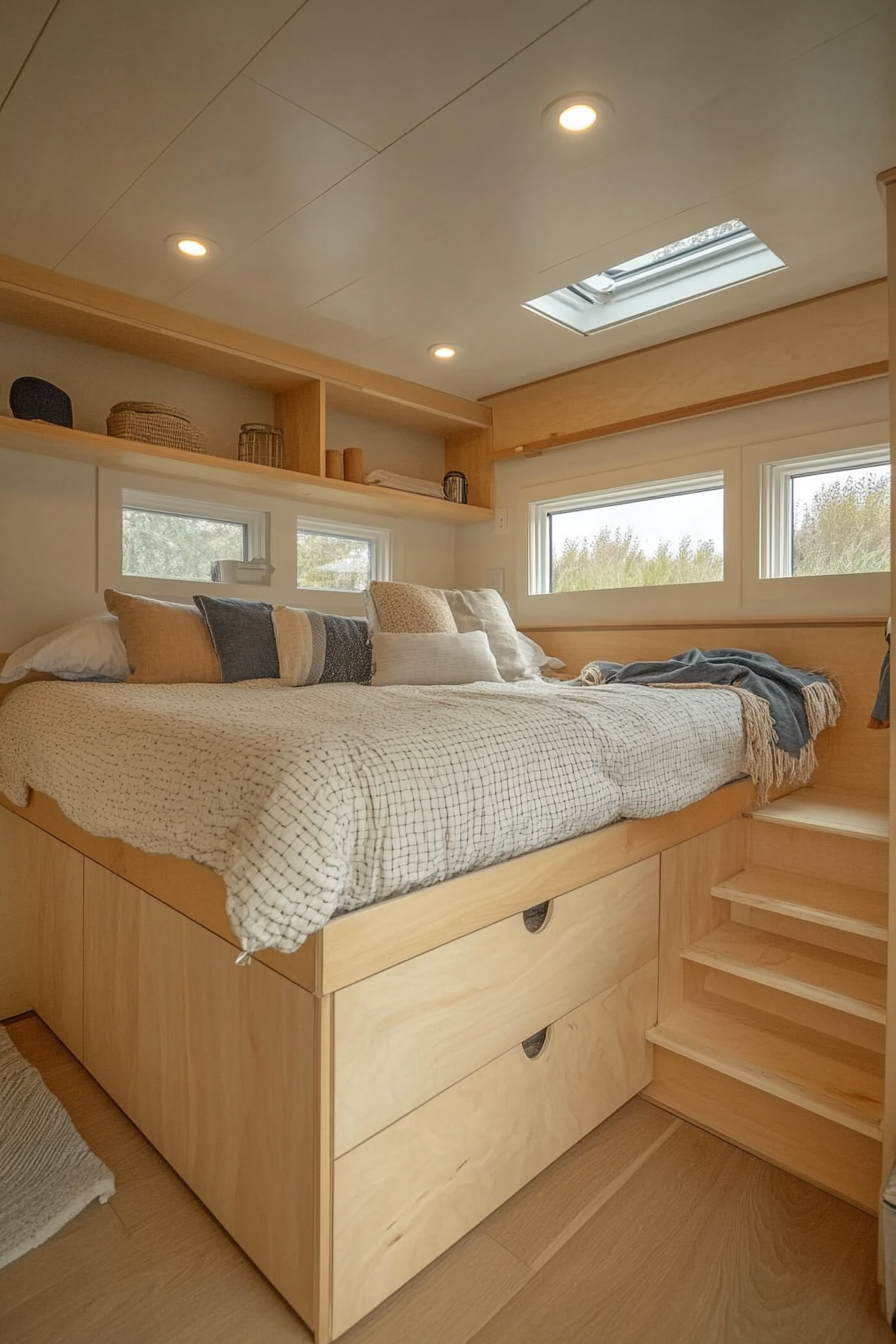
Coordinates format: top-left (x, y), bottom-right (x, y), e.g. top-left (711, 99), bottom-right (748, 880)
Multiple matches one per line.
top-left (0, 809), bottom-right (84, 1053)
top-left (645, 788), bottom-right (889, 1215)
top-left (81, 860), bottom-right (320, 1327)
top-left (332, 959), bottom-right (657, 1338)
top-left (334, 857), bottom-right (658, 1154)
top-left (0, 255), bottom-right (495, 518)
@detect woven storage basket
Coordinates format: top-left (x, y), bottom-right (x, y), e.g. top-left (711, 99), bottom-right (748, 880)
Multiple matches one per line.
top-left (106, 401), bottom-right (206, 453)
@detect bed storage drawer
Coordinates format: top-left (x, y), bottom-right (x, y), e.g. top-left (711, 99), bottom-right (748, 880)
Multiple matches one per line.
top-left (331, 957), bottom-right (657, 1336)
top-left (334, 855), bottom-right (659, 1155)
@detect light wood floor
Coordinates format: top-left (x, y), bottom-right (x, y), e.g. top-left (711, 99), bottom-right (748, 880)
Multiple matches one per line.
top-left (1, 1014), bottom-right (891, 1344)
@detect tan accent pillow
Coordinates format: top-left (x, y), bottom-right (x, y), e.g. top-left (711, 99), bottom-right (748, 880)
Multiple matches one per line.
top-left (104, 590), bottom-right (221, 684)
top-left (366, 581), bottom-right (455, 634)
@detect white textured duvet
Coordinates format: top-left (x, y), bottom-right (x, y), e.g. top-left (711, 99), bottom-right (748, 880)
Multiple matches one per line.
top-left (0, 679), bottom-right (745, 953)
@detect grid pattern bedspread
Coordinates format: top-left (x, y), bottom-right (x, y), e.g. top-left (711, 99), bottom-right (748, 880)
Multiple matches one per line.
top-left (0, 680), bottom-right (745, 953)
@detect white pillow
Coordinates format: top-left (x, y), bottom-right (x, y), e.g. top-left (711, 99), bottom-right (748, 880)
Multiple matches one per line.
top-left (516, 631), bottom-right (566, 675)
top-left (1, 613), bottom-right (129, 683)
top-left (370, 631), bottom-right (502, 687)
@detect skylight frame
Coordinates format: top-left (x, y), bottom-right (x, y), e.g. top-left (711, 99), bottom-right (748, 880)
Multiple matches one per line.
top-left (524, 220), bottom-right (785, 336)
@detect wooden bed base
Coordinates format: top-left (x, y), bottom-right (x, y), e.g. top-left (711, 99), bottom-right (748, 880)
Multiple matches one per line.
top-left (0, 614), bottom-right (887, 1336)
top-left (1, 779), bottom-right (756, 1341)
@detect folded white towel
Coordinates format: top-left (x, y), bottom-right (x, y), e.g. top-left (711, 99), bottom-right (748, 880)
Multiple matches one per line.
top-left (364, 469), bottom-right (445, 499)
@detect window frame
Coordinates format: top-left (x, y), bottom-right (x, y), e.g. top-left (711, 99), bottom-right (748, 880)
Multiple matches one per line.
top-left (120, 487), bottom-right (270, 580)
top-left (759, 443), bottom-right (890, 580)
top-left (528, 469), bottom-right (725, 597)
top-left (741, 421), bottom-right (890, 616)
top-left (524, 222), bottom-right (784, 336)
top-left (295, 515), bottom-right (391, 593)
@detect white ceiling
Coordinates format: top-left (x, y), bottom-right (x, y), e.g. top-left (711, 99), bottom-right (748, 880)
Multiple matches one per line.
top-left (0, 0), bottom-right (894, 398)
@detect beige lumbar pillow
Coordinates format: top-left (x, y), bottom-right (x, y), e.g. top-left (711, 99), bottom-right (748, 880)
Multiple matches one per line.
top-left (366, 581), bottom-right (456, 634)
top-left (370, 631), bottom-right (501, 686)
top-left (104, 590), bottom-right (221, 684)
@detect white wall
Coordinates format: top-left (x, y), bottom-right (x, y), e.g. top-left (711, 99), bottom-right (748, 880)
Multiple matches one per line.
top-left (457, 378), bottom-right (890, 626)
top-left (0, 323), bottom-right (456, 651)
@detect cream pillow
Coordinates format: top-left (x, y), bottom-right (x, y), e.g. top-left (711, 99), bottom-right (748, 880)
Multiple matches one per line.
top-left (441, 588), bottom-right (531, 681)
top-left (105, 590), bottom-right (221, 684)
top-left (366, 581), bottom-right (455, 634)
top-left (370, 631), bottom-right (501, 686)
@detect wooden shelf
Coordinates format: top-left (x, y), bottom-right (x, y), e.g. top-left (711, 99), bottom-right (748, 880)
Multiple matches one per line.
top-left (0, 416), bottom-right (494, 525)
top-left (682, 923), bottom-right (886, 1023)
top-left (648, 992), bottom-right (884, 1139)
top-left (747, 787), bottom-right (889, 843)
top-left (712, 867), bottom-right (888, 943)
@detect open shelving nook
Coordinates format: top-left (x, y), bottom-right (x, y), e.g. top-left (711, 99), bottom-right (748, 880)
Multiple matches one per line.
top-left (0, 254), bottom-right (495, 522)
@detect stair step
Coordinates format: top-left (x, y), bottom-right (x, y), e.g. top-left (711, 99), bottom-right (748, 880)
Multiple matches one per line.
top-left (712, 867), bottom-right (887, 943)
top-left (647, 993), bottom-right (883, 1139)
top-left (682, 923), bottom-right (886, 1023)
top-left (747, 787), bottom-right (888, 843)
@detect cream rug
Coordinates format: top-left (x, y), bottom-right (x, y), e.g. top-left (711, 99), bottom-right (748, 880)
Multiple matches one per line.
top-left (0, 1024), bottom-right (114, 1269)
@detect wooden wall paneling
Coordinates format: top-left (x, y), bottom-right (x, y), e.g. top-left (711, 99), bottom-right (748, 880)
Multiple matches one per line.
top-left (1, 810), bottom-right (84, 1054)
top-left (658, 820), bottom-right (746, 1022)
top-left (485, 281), bottom-right (888, 457)
top-left (644, 1048), bottom-right (881, 1214)
top-left (82, 860), bottom-right (317, 1328)
top-left (0, 808), bottom-right (30, 1018)
top-left (275, 380), bottom-right (326, 476)
top-left (334, 857), bottom-right (658, 1154)
top-left (524, 621), bottom-right (888, 798)
top-left (443, 425), bottom-right (495, 510)
top-left (331, 959), bottom-right (657, 1337)
top-left (881, 164), bottom-right (896, 1190)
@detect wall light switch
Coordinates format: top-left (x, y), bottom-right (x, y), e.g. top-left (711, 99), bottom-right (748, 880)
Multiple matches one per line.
top-left (494, 507), bottom-right (509, 534)
top-left (485, 568), bottom-right (505, 593)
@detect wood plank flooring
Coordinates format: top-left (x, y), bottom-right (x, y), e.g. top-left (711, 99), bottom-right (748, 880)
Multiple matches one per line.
top-left (0, 1015), bottom-right (891, 1344)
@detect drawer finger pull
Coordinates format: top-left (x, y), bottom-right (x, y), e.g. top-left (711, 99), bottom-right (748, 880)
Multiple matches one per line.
top-left (522, 901), bottom-right (551, 933)
top-left (521, 1026), bottom-right (550, 1060)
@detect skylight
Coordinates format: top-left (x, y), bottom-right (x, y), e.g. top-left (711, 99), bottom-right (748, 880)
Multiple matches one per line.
top-left (524, 220), bottom-right (784, 335)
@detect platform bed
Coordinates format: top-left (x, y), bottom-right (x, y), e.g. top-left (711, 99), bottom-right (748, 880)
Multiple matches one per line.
top-left (0, 777), bottom-right (761, 1341)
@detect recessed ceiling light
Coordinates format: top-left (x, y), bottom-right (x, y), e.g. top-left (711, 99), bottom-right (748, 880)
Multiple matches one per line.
top-left (543, 93), bottom-right (613, 133)
top-left (166, 234), bottom-right (217, 260)
top-left (429, 344), bottom-right (458, 360)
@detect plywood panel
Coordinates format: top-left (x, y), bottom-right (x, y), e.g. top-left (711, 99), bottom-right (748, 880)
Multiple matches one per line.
top-left (645, 1049), bottom-right (881, 1214)
top-left (0, 810), bottom-right (84, 1052)
top-left (658, 820), bottom-right (745, 1021)
top-left (487, 281), bottom-right (888, 456)
top-left (524, 620), bottom-right (888, 797)
top-left (332, 960), bottom-right (657, 1337)
top-left (82, 861), bottom-right (317, 1327)
top-left (335, 858), bottom-right (658, 1154)
top-left (0, 807), bottom-right (30, 1018)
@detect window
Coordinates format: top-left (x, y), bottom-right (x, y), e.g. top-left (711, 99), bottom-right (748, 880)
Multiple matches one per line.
top-left (529, 472), bottom-right (724, 594)
top-left (296, 518), bottom-right (390, 592)
top-left (524, 219), bottom-right (784, 335)
top-left (760, 445), bottom-right (890, 579)
top-left (121, 489), bottom-right (268, 582)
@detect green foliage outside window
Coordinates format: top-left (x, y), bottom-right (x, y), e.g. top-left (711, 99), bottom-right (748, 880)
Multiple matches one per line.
top-left (791, 471), bottom-right (889, 576)
top-left (122, 509), bottom-right (245, 581)
top-left (297, 530), bottom-right (371, 591)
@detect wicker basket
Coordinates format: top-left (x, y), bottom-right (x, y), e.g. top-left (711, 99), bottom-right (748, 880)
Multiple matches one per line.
top-left (106, 401), bottom-right (206, 454)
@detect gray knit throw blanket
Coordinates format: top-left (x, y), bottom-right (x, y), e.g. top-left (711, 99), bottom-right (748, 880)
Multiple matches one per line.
top-left (575, 648), bottom-right (841, 805)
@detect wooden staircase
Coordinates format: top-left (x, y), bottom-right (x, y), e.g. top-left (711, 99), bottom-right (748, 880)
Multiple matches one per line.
top-left (644, 787), bottom-right (888, 1214)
